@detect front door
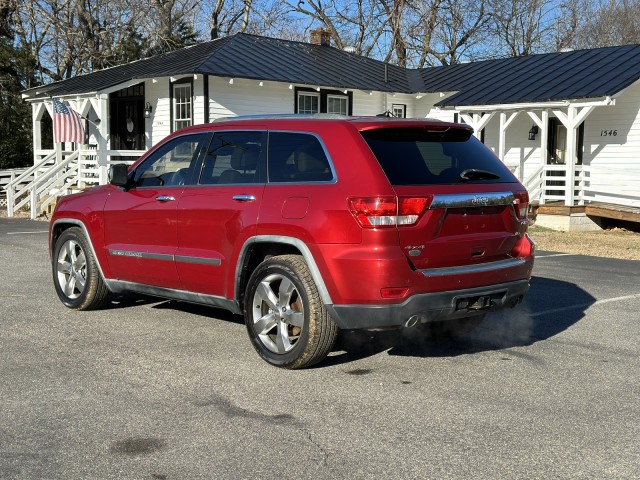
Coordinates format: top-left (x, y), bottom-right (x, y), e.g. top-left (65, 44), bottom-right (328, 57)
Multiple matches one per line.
top-left (103, 132), bottom-right (211, 288)
top-left (109, 85), bottom-right (145, 150)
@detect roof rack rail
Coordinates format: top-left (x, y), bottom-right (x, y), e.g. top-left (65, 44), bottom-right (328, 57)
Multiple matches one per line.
top-left (212, 113), bottom-right (349, 122)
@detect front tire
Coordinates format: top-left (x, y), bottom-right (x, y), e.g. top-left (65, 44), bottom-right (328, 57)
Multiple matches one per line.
top-left (52, 227), bottom-right (110, 310)
top-left (244, 255), bottom-right (338, 369)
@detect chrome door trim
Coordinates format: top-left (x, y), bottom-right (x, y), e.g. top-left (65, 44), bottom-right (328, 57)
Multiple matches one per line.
top-left (108, 249), bottom-right (222, 266)
top-left (175, 255), bottom-right (221, 266)
top-left (109, 249), bottom-right (173, 262)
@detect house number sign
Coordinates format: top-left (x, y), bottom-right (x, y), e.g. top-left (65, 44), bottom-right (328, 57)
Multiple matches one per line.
top-left (600, 130), bottom-right (618, 136)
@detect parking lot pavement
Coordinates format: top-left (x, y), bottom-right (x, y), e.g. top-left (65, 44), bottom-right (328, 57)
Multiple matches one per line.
top-left (1, 218), bottom-right (639, 479)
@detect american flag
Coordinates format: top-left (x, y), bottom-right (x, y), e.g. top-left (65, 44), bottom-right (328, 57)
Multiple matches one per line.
top-left (52, 98), bottom-right (85, 144)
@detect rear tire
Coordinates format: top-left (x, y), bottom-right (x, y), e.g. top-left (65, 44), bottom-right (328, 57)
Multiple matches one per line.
top-left (52, 227), bottom-right (111, 310)
top-left (244, 255), bottom-right (338, 369)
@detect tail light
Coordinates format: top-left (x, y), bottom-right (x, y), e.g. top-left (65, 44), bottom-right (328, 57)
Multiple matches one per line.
top-left (348, 196), bottom-right (431, 228)
top-left (513, 191), bottom-right (529, 220)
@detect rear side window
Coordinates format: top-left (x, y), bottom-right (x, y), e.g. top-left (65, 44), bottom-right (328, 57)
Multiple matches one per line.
top-left (268, 132), bottom-right (334, 183)
top-left (361, 128), bottom-right (517, 185)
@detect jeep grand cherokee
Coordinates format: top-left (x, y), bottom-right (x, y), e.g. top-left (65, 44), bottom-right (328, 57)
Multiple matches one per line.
top-left (50, 116), bottom-right (534, 368)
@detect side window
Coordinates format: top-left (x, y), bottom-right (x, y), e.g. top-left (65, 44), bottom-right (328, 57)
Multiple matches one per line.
top-left (132, 133), bottom-right (210, 188)
top-left (198, 131), bottom-right (264, 185)
top-left (268, 132), bottom-right (333, 183)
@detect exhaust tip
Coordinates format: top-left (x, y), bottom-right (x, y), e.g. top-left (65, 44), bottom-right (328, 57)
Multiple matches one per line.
top-left (404, 314), bottom-right (421, 328)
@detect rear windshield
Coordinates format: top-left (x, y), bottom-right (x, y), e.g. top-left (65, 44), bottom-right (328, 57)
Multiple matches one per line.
top-left (361, 128), bottom-right (518, 185)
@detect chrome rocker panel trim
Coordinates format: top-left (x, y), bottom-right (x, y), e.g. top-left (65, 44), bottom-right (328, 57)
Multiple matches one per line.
top-left (104, 279), bottom-right (242, 315)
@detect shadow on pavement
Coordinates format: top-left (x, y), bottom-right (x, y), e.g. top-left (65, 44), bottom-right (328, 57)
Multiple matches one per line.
top-left (102, 275), bottom-right (595, 368)
top-left (322, 275), bottom-right (595, 367)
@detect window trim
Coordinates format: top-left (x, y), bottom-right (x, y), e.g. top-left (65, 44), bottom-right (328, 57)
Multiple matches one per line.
top-left (327, 95), bottom-right (349, 115)
top-left (170, 77), bottom-right (194, 133)
top-left (297, 91), bottom-right (320, 114)
top-left (391, 104), bottom-right (406, 118)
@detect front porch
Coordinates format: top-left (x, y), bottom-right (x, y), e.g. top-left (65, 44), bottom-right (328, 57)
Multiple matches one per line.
top-left (4, 147), bottom-right (144, 219)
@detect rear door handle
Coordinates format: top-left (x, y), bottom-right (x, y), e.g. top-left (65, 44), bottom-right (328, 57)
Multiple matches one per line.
top-left (155, 195), bottom-right (176, 202)
top-left (233, 195), bottom-right (256, 202)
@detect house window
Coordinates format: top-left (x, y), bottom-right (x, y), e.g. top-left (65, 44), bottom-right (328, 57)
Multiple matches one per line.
top-left (327, 95), bottom-right (348, 115)
top-left (298, 92), bottom-right (320, 114)
top-left (295, 87), bottom-right (353, 115)
top-left (173, 83), bottom-right (192, 131)
top-left (392, 104), bottom-right (406, 118)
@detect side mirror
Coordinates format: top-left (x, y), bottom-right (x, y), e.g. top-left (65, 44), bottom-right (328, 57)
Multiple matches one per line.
top-left (108, 163), bottom-right (129, 187)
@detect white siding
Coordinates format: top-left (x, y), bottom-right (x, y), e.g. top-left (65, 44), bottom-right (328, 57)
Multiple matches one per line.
top-left (208, 77), bottom-right (293, 119)
top-left (193, 75), bottom-right (206, 125)
top-left (583, 81), bottom-right (640, 168)
top-left (413, 94), bottom-right (453, 120)
top-left (581, 81), bottom-right (640, 205)
top-left (145, 78), bottom-right (171, 146)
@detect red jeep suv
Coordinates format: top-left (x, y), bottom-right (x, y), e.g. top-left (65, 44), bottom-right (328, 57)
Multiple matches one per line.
top-left (50, 116), bottom-right (534, 368)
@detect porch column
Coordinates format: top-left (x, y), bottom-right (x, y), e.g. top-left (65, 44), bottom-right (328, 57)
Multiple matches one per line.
top-left (31, 103), bottom-right (42, 165)
top-left (460, 112), bottom-right (494, 140)
top-left (93, 94), bottom-right (109, 184)
top-left (498, 111), bottom-right (519, 175)
top-left (552, 105), bottom-right (595, 206)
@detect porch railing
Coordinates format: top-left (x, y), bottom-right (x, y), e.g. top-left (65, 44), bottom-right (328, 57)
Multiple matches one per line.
top-left (3, 148), bottom-right (146, 218)
top-left (0, 168), bottom-right (28, 208)
top-left (524, 165), bottom-right (640, 208)
top-left (4, 151), bottom-right (79, 219)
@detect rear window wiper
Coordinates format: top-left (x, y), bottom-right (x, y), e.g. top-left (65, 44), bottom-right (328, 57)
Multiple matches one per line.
top-left (458, 169), bottom-right (501, 181)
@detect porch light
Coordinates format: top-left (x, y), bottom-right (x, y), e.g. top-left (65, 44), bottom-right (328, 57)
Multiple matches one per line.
top-left (528, 125), bottom-right (539, 141)
top-left (144, 102), bottom-right (153, 118)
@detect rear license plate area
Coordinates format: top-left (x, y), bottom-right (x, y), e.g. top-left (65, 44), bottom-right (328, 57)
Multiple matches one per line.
top-left (455, 291), bottom-right (506, 311)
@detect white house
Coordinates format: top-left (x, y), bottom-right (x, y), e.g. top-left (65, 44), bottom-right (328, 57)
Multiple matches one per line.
top-left (11, 31), bottom-right (640, 228)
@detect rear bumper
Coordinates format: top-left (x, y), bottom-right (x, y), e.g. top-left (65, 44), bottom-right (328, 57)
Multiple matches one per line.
top-left (326, 279), bottom-right (530, 330)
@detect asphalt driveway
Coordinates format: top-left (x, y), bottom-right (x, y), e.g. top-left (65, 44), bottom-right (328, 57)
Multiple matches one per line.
top-left (1, 218), bottom-right (639, 479)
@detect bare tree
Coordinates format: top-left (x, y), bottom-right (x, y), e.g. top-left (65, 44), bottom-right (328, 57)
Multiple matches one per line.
top-left (380, 0), bottom-right (408, 66)
top-left (402, 0), bottom-right (490, 67)
top-left (279, 0), bottom-right (396, 59)
top-left (573, 0), bottom-right (640, 48)
top-left (486, 0), bottom-right (591, 57)
top-left (13, 0), bottom-right (153, 81)
top-left (209, 0), bottom-right (253, 40)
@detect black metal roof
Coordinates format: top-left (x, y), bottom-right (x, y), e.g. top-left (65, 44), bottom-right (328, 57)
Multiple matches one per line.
top-left (23, 34), bottom-right (640, 107)
top-left (421, 44), bottom-right (640, 106)
top-left (23, 33), bottom-right (411, 98)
